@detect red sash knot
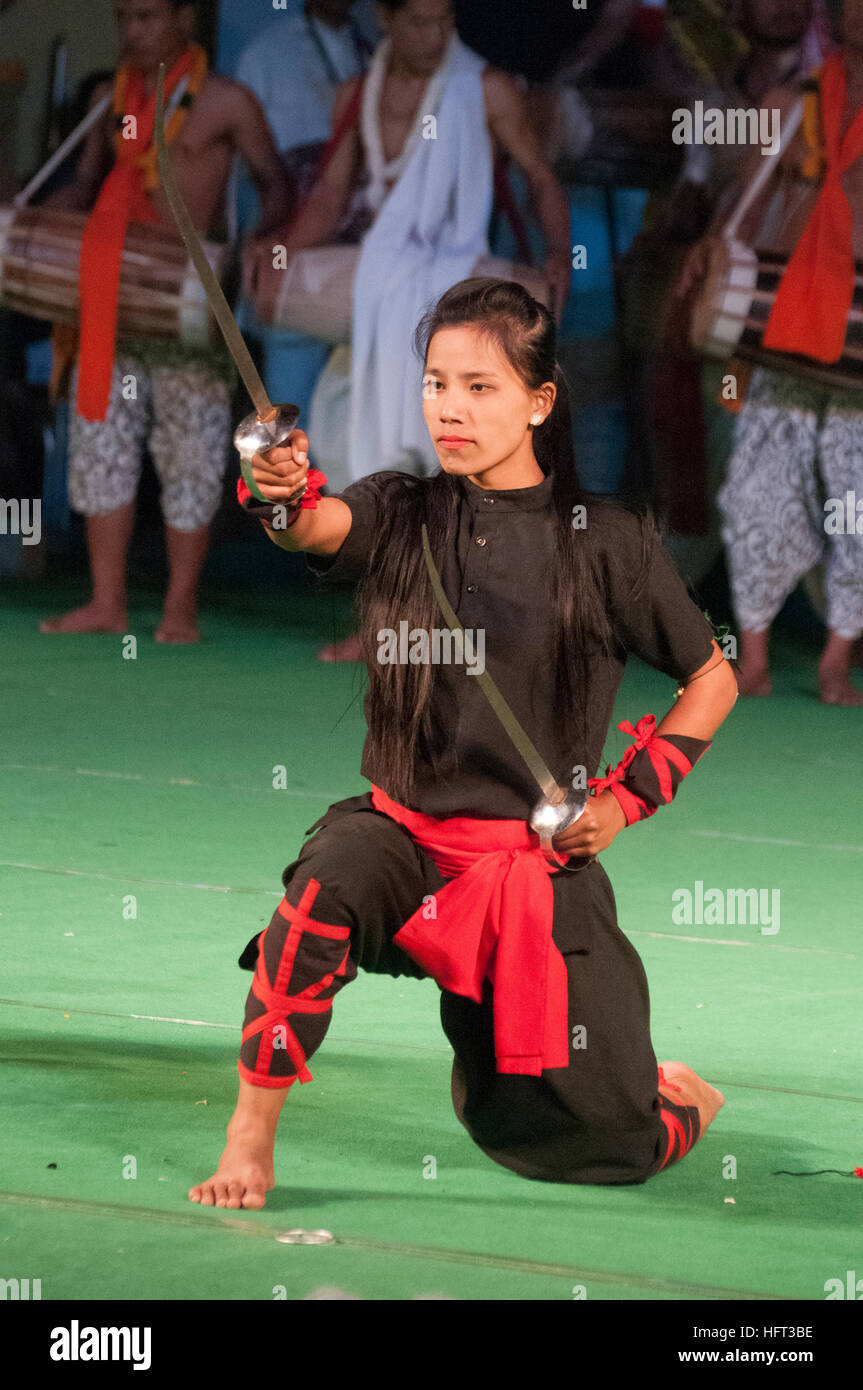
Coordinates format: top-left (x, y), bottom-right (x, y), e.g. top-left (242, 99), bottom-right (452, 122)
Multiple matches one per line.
top-left (371, 785), bottom-right (571, 1078)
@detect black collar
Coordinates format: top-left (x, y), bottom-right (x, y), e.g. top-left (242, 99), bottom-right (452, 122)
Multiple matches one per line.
top-left (456, 469), bottom-right (554, 513)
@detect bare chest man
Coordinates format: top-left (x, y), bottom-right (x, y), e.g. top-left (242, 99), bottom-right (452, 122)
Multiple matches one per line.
top-left (378, 70), bottom-right (430, 163)
top-left (89, 71), bottom-right (240, 238)
top-left (148, 74), bottom-right (237, 236)
top-left (371, 67), bottom-right (500, 186)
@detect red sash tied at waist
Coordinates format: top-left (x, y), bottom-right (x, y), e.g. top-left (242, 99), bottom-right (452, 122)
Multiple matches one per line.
top-left (370, 784), bottom-right (571, 1077)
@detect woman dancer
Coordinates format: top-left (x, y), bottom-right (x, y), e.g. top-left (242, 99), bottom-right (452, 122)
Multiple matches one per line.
top-left (191, 279), bottom-right (737, 1209)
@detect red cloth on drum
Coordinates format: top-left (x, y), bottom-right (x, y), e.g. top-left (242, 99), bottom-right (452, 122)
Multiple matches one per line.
top-left (369, 784), bottom-right (571, 1078)
top-left (77, 47), bottom-right (201, 422)
top-left (764, 54), bottom-right (863, 364)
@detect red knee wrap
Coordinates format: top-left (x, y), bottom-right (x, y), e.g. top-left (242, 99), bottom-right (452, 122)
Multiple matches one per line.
top-left (239, 878), bottom-right (351, 1088)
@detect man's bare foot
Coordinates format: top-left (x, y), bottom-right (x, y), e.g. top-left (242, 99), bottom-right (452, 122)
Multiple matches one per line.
top-left (818, 667), bottom-right (863, 706)
top-left (155, 606), bottom-right (200, 644)
top-left (318, 634), bottom-right (362, 662)
top-left (735, 663), bottom-right (771, 696)
top-left (189, 1139), bottom-right (275, 1210)
top-left (658, 1060), bottom-right (725, 1136)
top-left (40, 602), bottom-right (128, 635)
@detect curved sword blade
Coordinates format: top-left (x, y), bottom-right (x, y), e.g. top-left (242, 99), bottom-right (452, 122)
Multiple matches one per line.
top-left (154, 64), bottom-right (271, 422)
top-left (420, 523), bottom-right (564, 805)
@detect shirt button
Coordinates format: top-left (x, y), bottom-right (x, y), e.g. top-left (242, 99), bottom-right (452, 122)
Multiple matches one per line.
top-left (475, 536), bottom-right (487, 546)
top-left (467, 584), bottom-right (477, 594)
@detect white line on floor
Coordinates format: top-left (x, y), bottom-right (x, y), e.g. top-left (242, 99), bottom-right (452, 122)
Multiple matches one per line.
top-left (689, 829), bottom-right (863, 854)
top-left (0, 763), bottom-right (354, 801)
top-left (0, 999), bottom-right (445, 1052)
top-left (1, 862), bottom-right (857, 954)
top-left (4, 765), bottom-right (861, 853)
top-left (2, 1000), bottom-right (860, 1104)
top-left (628, 930), bottom-right (858, 957)
top-left (0, 860), bottom-right (282, 896)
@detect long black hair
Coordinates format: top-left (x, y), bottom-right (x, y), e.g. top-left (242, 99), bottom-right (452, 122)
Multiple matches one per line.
top-left (354, 277), bottom-right (653, 803)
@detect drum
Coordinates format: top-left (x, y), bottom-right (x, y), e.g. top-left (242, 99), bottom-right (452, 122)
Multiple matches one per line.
top-left (255, 244), bottom-right (551, 343)
top-left (0, 206), bottom-right (228, 346)
top-left (690, 236), bottom-right (863, 392)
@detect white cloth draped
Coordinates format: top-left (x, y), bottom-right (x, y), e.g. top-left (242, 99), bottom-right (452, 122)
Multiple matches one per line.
top-left (346, 36), bottom-right (493, 482)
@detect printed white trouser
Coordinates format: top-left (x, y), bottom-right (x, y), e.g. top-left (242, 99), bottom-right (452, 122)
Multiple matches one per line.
top-left (717, 366), bottom-right (863, 640)
top-left (68, 354), bottom-right (231, 531)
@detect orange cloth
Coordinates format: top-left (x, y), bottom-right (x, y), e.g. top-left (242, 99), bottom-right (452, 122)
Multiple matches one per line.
top-left (763, 54), bottom-right (863, 364)
top-left (76, 45), bottom-right (205, 421)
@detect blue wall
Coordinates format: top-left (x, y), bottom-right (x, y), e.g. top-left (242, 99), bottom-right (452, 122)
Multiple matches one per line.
top-left (216, 0), bottom-right (306, 73)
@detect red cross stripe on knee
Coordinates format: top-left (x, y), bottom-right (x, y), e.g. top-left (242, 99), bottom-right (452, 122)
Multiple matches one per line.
top-left (239, 878), bottom-right (351, 1088)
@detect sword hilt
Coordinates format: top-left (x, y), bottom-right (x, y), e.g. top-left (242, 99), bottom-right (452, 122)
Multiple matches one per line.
top-left (529, 787), bottom-right (589, 866)
top-left (234, 403), bottom-right (301, 506)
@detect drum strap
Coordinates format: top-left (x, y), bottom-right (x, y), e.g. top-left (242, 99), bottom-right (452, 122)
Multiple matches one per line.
top-left (76, 44), bottom-right (207, 422)
top-left (764, 53), bottom-right (863, 363)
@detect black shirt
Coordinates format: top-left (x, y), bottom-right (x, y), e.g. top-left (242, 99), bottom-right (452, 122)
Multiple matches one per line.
top-left (308, 470), bottom-right (715, 820)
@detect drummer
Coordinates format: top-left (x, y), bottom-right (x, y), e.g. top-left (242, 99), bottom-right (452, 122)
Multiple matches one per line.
top-left (712, 0), bottom-right (863, 705)
top-left (248, 0), bottom-right (572, 661)
top-left (40, 0), bottom-right (290, 643)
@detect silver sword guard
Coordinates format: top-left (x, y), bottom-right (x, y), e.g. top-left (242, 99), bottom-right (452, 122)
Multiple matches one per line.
top-left (529, 787), bottom-right (589, 864)
top-left (234, 404), bottom-right (305, 506)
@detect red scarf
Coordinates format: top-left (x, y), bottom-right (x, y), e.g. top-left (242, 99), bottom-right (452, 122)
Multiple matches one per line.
top-left (76, 47), bottom-right (200, 421)
top-left (764, 54), bottom-right (863, 363)
top-left (371, 785), bottom-right (571, 1077)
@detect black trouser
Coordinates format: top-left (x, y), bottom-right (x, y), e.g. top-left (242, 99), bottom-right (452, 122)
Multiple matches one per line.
top-left (238, 794), bottom-right (699, 1185)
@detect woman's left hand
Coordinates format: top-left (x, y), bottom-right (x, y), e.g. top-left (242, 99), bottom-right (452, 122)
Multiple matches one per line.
top-left (551, 789), bottom-right (627, 859)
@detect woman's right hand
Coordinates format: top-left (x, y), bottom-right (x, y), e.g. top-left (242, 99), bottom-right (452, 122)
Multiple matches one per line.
top-left (250, 428), bottom-right (310, 502)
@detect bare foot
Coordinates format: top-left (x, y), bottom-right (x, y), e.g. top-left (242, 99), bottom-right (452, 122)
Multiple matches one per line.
top-left (40, 603), bottom-right (128, 635)
top-left (318, 634), bottom-right (362, 662)
top-left (818, 668), bottom-right (863, 706)
top-left (189, 1139), bottom-right (275, 1210)
top-left (658, 1060), bottom-right (725, 1136)
top-left (156, 608), bottom-right (200, 644)
top-left (735, 664), bottom-right (771, 696)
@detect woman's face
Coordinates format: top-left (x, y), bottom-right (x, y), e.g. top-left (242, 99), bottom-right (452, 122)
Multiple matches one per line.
top-left (422, 325), bottom-right (553, 479)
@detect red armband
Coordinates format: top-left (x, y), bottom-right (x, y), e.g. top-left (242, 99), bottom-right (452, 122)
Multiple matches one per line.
top-left (588, 714), bottom-right (712, 826)
top-left (236, 467), bottom-right (328, 526)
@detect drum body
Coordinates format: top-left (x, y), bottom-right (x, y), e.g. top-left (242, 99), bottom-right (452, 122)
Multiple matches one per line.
top-left (0, 206), bottom-right (226, 346)
top-left (690, 236), bottom-right (863, 391)
top-left (255, 245), bottom-right (551, 343)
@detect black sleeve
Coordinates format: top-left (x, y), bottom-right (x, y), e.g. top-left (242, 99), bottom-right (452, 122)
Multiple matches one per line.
top-left (304, 475), bottom-right (385, 586)
top-left (601, 509), bottom-right (716, 682)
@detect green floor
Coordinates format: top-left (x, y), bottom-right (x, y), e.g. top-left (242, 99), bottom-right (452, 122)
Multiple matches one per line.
top-left (1, 576), bottom-right (861, 1301)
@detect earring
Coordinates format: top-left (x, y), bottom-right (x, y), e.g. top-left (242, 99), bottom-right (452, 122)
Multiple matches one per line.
top-left (530, 413), bottom-right (543, 426)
